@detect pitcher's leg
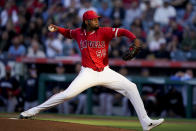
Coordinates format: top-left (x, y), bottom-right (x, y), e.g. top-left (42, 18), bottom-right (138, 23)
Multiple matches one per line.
top-left (20, 67), bottom-right (98, 118)
top-left (101, 68), bottom-right (151, 128)
top-left (115, 81), bottom-right (164, 130)
top-left (101, 68), bottom-right (164, 130)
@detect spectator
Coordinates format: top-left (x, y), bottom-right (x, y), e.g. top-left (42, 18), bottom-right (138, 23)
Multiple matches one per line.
top-left (148, 32), bottom-right (166, 52)
top-left (164, 18), bottom-right (183, 42)
top-left (0, 65), bottom-right (21, 112)
top-left (167, 35), bottom-right (180, 52)
top-left (190, 12), bottom-right (196, 30)
top-left (64, 0), bottom-right (80, 26)
top-left (141, 0), bottom-right (155, 32)
top-left (99, 87), bottom-right (114, 116)
top-left (52, 3), bottom-right (66, 25)
top-left (23, 64), bottom-right (38, 110)
top-left (27, 39), bottom-right (46, 58)
top-left (110, 0), bottom-right (125, 21)
top-left (130, 18), bottom-right (146, 42)
top-left (109, 38), bottom-right (125, 58)
top-left (168, 35), bottom-right (185, 61)
top-left (78, 0), bottom-right (97, 19)
top-left (169, 69), bottom-right (194, 116)
top-left (46, 63), bottom-right (73, 114)
top-left (171, 0), bottom-right (189, 11)
top-left (181, 69), bottom-right (194, 107)
top-left (124, 1), bottom-right (142, 27)
top-left (112, 18), bottom-right (122, 28)
top-left (45, 33), bottom-right (63, 57)
top-left (0, 31), bottom-right (9, 55)
top-left (154, 0), bottom-right (176, 25)
top-left (35, 17), bottom-right (45, 38)
top-left (98, 1), bottom-right (111, 18)
top-left (122, 0), bottom-right (139, 9)
top-left (140, 68), bottom-right (159, 116)
top-left (100, 18), bottom-right (111, 27)
top-left (61, 0), bottom-right (80, 8)
top-left (154, 43), bottom-right (170, 59)
top-left (0, 1), bottom-right (19, 28)
top-left (148, 0), bottom-right (163, 9)
top-left (26, 21), bottom-right (37, 38)
top-left (178, 3), bottom-right (195, 26)
top-left (63, 39), bottom-right (75, 56)
top-left (181, 29), bottom-right (196, 51)
top-left (8, 35), bottom-right (26, 58)
top-left (131, 18), bottom-right (144, 30)
top-left (165, 87), bottom-right (185, 117)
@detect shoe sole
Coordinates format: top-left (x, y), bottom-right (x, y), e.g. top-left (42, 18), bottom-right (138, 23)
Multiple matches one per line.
top-left (147, 119), bottom-right (164, 131)
top-left (19, 115), bottom-right (33, 119)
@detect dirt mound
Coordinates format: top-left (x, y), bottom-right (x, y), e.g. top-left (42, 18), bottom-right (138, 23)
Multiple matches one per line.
top-left (0, 118), bottom-right (135, 131)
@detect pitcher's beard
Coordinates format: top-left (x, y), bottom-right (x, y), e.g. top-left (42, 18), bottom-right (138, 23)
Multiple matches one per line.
top-left (93, 26), bottom-right (99, 30)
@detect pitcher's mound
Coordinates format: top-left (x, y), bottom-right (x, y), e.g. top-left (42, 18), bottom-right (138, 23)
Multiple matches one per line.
top-left (0, 118), bottom-right (135, 131)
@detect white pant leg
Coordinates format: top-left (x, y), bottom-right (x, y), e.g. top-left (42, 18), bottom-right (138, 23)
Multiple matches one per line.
top-left (27, 67), bottom-right (98, 115)
top-left (100, 67), bottom-right (150, 127)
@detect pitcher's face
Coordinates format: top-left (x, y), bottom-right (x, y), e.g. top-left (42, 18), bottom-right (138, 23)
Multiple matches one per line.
top-left (86, 18), bottom-right (99, 30)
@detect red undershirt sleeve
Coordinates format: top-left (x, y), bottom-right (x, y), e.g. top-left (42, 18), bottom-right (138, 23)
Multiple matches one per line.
top-left (117, 28), bottom-right (136, 41)
top-left (57, 27), bottom-right (73, 39)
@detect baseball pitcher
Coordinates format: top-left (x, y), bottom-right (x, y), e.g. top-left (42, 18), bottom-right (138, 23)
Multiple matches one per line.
top-left (20, 10), bottom-right (164, 131)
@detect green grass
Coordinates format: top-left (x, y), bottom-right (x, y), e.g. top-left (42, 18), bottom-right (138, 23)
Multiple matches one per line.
top-left (1, 113), bottom-right (196, 131)
top-left (36, 114), bottom-right (196, 131)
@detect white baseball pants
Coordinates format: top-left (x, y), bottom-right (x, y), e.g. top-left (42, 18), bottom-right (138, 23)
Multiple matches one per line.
top-left (28, 66), bottom-right (151, 127)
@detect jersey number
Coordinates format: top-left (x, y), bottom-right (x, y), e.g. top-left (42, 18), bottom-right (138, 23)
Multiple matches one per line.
top-left (96, 49), bottom-right (106, 58)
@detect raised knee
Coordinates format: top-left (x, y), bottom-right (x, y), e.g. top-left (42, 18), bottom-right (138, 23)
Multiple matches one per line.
top-left (131, 83), bottom-right (137, 89)
top-left (126, 82), bottom-right (137, 90)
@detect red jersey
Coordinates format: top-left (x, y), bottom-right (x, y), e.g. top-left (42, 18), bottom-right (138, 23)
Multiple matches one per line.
top-left (58, 27), bottom-right (136, 71)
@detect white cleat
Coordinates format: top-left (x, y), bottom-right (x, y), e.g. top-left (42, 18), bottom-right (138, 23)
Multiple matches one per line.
top-left (19, 108), bottom-right (38, 119)
top-left (143, 118), bottom-right (164, 131)
top-left (19, 112), bottom-right (33, 119)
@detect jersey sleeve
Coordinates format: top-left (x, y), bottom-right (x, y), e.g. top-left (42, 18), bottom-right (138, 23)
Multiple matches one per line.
top-left (103, 27), bottom-right (118, 41)
top-left (58, 27), bottom-right (77, 39)
top-left (103, 27), bottom-right (136, 42)
top-left (117, 28), bottom-right (136, 41)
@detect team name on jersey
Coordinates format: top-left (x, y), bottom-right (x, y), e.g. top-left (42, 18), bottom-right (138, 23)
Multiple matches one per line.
top-left (80, 40), bottom-right (105, 50)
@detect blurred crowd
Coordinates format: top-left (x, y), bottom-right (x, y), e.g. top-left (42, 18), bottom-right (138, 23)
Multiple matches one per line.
top-left (0, 0), bottom-right (196, 61)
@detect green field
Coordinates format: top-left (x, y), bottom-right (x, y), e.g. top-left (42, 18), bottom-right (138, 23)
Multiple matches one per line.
top-left (28, 114), bottom-right (196, 131)
top-left (1, 113), bottom-right (196, 131)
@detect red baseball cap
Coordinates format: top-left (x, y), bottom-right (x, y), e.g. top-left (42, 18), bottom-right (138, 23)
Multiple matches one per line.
top-left (83, 10), bottom-right (101, 21)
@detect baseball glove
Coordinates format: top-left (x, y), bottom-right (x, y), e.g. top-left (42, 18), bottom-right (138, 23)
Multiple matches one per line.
top-left (122, 44), bottom-right (141, 61)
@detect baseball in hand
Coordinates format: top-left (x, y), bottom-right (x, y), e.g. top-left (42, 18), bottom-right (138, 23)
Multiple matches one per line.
top-left (48, 25), bottom-right (55, 32)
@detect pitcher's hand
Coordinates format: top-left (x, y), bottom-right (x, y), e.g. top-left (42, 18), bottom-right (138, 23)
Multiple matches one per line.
top-left (48, 24), bottom-right (58, 32)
